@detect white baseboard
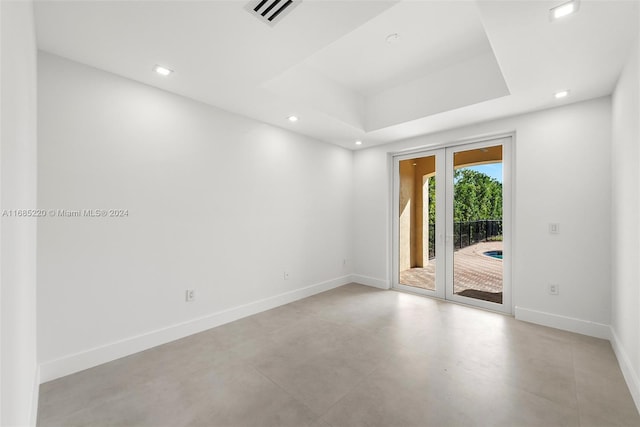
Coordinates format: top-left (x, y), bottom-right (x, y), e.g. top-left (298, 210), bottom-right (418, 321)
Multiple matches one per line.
top-left (350, 274), bottom-right (390, 290)
top-left (30, 365), bottom-right (40, 427)
top-left (610, 327), bottom-right (640, 413)
top-left (514, 306), bottom-right (610, 339)
top-left (39, 275), bottom-right (351, 383)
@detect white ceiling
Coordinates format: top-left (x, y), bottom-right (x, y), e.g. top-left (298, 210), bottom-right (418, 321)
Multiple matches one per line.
top-left (34, 0), bottom-right (639, 150)
top-left (304, 1), bottom-right (493, 97)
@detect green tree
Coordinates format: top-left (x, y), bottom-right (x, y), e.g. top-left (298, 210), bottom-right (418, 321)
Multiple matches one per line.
top-left (428, 176), bottom-right (436, 224)
top-left (427, 168), bottom-right (502, 224)
top-left (453, 169), bottom-right (502, 222)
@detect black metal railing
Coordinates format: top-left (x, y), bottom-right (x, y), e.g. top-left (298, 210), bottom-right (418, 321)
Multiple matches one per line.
top-left (428, 224), bottom-right (436, 259)
top-left (454, 219), bottom-right (502, 250)
top-left (428, 220), bottom-right (502, 259)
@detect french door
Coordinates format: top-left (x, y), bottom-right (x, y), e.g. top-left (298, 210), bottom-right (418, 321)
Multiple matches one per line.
top-left (392, 137), bottom-right (512, 313)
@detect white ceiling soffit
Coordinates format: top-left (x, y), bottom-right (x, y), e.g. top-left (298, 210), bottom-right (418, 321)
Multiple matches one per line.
top-left (34, 0), bottom-right (639, 149)
top-left (304, 0), bottom-right (497, 96)
top-left (363, 0), bottom-right (639, 146)
top-left (263, 0), bottom-right (510, 132)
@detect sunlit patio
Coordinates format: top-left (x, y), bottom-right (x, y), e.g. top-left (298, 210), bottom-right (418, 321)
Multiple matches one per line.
top-left (399, 241), bottom-right (503, 303)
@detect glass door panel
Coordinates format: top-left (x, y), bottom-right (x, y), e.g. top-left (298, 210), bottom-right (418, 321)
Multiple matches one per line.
top-left (445, 141), bottom-right (509, 312)
top-left (394, 150), bottom-right (445, 298)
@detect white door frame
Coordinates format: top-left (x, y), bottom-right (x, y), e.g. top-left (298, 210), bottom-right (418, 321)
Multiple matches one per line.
top-left (392, 148), bottom-right (446, 299)
top-left (391, 134), bottom-right (514, 314)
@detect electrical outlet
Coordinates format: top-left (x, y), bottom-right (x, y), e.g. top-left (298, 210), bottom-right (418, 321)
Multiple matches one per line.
top-left (185, 289), bottom-right (195, 302)
top-left (548, 284), bottom-right (559, 295)
top-left (549, 223), bottom-right (560, 234)
top-left (283, 271), bottom-right (290, 280)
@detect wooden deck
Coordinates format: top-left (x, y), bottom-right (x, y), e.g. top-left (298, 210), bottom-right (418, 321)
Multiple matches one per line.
top-left (399, 241), bottom-right (503, 303)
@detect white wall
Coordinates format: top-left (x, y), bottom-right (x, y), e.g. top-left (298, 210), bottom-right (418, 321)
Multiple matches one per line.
top-left (0, 1), bottom-right (39, 426)
top-left (611, 33), bottom-right (640, 408)
top-left (354, 97), bottom-right (612, 336)
top-left (37, 53), bottom-right (353, 380)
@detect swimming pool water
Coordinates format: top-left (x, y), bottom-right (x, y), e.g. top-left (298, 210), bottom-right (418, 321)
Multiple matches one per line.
top-left (483, 250), bottom-right (503, 259)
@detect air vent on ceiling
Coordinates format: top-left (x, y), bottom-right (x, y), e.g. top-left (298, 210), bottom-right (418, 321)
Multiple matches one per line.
top-left (246, 0), bottom-right (300, 26)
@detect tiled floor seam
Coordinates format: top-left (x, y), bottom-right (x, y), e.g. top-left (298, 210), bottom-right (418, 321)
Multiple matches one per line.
top-left (38, 373), bottom-right (147, 427)
top-left (247, 363), bottom-right (323, 424)
top-left (312, 354), bottom-right (393, 426)
top-left (570, 344), bottom-right (587, 426)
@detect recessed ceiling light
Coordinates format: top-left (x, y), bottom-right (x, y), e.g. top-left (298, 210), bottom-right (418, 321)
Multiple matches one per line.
top-left (555, 90), bottom-right (570, 99)
top-left (550, 0), bottom-right (579, 21)
top-left (153, 65), bottom-right (173, 76)
top-left (355, 140), bottom-right (362, 145)
top-left (288, 115), bottom-right (299, 122)
top-left (385, 33), bottom-right (400, 44)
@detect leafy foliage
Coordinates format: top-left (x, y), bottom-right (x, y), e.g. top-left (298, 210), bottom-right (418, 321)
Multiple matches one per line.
top-left (453, 169), bottom-right (503, 222)
top-left (427, 168), bottom-right (502, 224)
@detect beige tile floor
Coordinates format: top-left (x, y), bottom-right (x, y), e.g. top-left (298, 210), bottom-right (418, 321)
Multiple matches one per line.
top-left (38, 284), bottom-right (640, 427)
